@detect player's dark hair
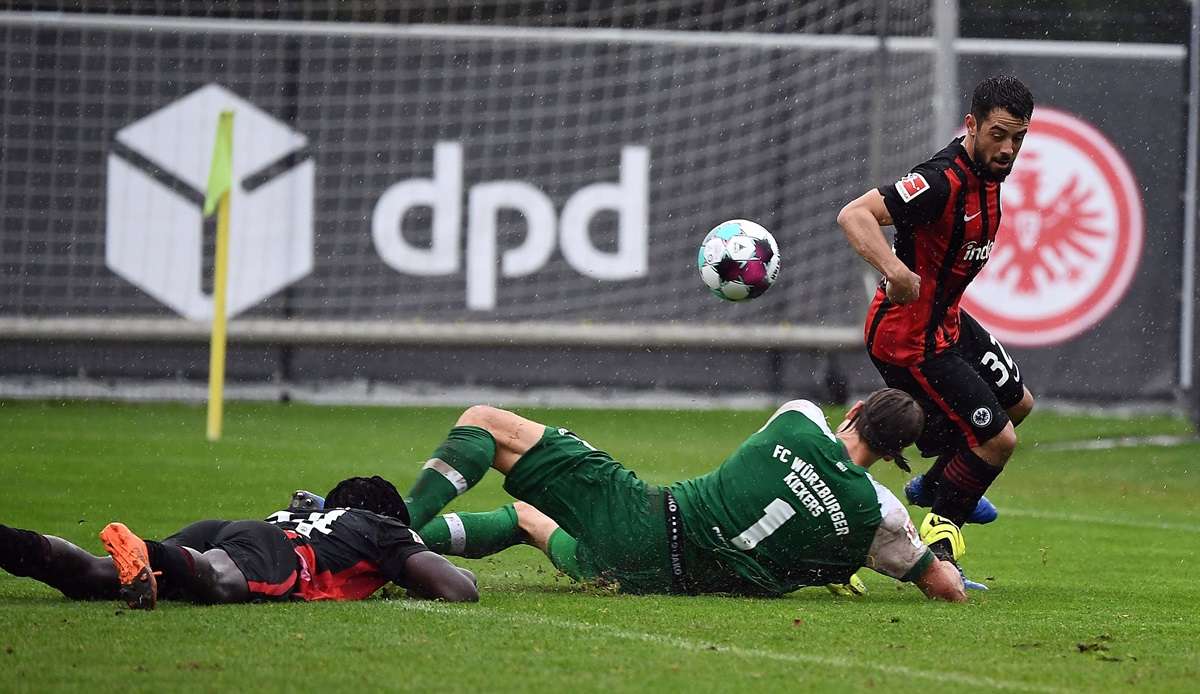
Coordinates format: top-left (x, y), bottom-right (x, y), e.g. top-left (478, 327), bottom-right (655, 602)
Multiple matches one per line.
top-left (853, 388), bottom-right (925, 471)
top-left (325, 475), bottom-right (411, 525)
top-left (971, 75), bottom-right (1034, 124)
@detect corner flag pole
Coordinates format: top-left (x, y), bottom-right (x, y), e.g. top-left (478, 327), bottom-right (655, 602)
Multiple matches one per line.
top-left (204, 110), bottom-right (234, 442)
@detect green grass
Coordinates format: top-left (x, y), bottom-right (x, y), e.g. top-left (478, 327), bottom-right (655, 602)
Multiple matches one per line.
top-left (0, 400), bottom-right (1197, 693)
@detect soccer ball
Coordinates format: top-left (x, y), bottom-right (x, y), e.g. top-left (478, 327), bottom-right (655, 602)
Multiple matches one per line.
top-left (697, 219), bottom-right (781, 301)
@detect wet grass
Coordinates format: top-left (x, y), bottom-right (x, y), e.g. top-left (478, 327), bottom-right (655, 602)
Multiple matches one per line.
top-left (0, 400), bottom-right (1196, 692)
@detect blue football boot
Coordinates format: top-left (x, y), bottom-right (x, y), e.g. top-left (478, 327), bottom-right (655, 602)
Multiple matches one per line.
top-left (904, 474), bottom-right (998, 524)
top-left (288, 490), bottom-right (326, 513)
top-left (957, 566), bottom-right (990, 591)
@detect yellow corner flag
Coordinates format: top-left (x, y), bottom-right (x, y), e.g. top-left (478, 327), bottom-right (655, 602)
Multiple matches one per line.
top-left (203, 111), bottom-right (234, 216)
top-left (205, 110), bottom-right (234, 442)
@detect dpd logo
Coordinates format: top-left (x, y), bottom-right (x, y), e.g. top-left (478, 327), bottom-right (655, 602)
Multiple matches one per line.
top-left (961, 108), bottom-right (1144, 346)
top-left (371, 142), bottom-right (649, 311)
top-left (106, 84), bottom-right (314, 320)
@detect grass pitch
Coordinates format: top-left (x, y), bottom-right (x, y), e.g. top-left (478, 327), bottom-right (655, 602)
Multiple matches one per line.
top-left (1, 399), bottom-right (1197, 693)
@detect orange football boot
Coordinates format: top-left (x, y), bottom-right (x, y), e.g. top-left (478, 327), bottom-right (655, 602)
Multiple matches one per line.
top-left (99, 522), bottom-right (158, 610)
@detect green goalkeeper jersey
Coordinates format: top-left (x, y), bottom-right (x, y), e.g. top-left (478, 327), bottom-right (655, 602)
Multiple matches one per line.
top-left (668, 400), bottom-right (931, 596)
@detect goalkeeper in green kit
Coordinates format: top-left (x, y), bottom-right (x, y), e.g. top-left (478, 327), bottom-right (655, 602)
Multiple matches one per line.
top-left (400, 389), bottom-right (967, 602)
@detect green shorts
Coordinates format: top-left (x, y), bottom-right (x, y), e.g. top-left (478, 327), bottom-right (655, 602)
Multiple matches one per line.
top-left (503, 426), bottom-right (674, 594)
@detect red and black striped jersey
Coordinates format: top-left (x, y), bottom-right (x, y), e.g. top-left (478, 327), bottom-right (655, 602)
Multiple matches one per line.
top-left (264, 507), bottom-right (428, 601)
top-left (864, 138), bottom-right (1002, 365)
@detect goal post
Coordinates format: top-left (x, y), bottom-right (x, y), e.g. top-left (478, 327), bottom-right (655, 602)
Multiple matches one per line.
top-left (1186, 0), bottom-right (1200, 427)
top-left (0, 2), bottom-right (940, 398)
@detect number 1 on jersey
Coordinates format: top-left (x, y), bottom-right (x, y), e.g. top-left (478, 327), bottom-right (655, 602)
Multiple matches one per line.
top-left (731, 498), bottom-right (796, 550)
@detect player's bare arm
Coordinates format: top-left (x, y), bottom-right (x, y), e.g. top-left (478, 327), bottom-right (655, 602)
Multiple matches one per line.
top-left (914, 558), bottom-right (968, 603)
top-left (400, 551), bottom-right (479, 602)
top-left (1008, 386), bottom-right (1035, 425)
top-left (836, 190), bottom-right (921, 304)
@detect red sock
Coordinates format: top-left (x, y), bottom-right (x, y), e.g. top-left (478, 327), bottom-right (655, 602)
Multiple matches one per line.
top-left (931, 448), bottom-right (1001, 526)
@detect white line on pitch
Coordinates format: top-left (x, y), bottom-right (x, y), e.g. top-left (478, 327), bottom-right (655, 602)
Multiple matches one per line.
top-left (1033, 434), bottom-right (1199, 452)
top-left (397, 601), bottom-right (1069, 693)
top-left (1003, 508), bottom-right (1198, 533)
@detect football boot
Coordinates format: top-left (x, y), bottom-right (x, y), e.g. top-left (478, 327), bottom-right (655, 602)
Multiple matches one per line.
top-left (99, 522), bottom-right (158, 609)
top-left (904, 474), bottom-right (998, 524)
top-left (918, 513), bottom-right (988, 591)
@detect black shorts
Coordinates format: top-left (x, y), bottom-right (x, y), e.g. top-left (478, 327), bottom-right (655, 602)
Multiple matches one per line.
top-left (163, 520), bottom-right (298, 600)
top-left (871, 311), bottom-right (1026, 457)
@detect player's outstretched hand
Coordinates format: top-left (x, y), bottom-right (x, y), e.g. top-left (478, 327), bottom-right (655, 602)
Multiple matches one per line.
top-left (885, 269), bottom-right (921, 304)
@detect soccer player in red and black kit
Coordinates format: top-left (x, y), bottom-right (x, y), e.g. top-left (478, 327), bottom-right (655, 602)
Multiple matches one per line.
top-left (0, 476), bottom-right (477, 608)
top-left (837, 75), bottom-right (1037, 587)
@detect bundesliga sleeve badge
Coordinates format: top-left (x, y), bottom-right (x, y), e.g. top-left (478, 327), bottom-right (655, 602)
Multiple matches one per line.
top-left (894, 173), bottom-right (929, 203)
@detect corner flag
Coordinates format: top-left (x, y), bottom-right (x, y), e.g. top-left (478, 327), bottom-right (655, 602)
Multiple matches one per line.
top-left (205, 110), bottom-right (234, 442)
top-left (203, 111), bottom-right (233, 216)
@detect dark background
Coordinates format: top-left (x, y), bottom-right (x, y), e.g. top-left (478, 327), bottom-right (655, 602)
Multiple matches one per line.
top-left (0, 1), bottom-right (1194, 406)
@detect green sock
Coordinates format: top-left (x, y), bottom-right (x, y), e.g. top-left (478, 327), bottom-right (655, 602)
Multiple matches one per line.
top-left (405, 426), bottom-right (496, 528)
top-left (418, 505), bottom-right (522, 559)
top-left (546, 528), bottom-right (585, 581)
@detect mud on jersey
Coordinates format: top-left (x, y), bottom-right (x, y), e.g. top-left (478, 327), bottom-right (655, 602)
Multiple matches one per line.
top-left (668, 400), bottom-right (933, 596)
top-left (866, 137), bottom-right (1003, 365)
top-left (264, 507), bottom-right (428, 601)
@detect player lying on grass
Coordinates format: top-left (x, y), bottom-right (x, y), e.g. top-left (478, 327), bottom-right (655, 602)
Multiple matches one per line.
top-left (397, 389), bottom-right (968, 601)
top-left (0, 477), bottom-right (478, 609)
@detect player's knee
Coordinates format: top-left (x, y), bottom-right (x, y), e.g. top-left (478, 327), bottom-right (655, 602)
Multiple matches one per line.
top-left (456, 404), bottom-right (518, 434)
top-left (456, 404), bottom-right (496, 428)
top-left (981, 424), bottom-right (1018, 462)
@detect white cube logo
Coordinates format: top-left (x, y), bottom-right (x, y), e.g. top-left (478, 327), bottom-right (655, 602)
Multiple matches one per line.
top-left (106, 84), bottom-right (314, 320)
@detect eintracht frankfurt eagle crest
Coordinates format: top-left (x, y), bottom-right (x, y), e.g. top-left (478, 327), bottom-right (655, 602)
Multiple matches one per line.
top-left (962, 108), bottom-right (1144, 346)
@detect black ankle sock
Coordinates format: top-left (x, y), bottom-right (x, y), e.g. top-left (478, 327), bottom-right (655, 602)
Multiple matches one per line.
top-left (0, 525), bottom-right (52, 577)
top-left (145, 541), bottom-right (197, 597)
top-left (924, 452), bottom-right (953, 489)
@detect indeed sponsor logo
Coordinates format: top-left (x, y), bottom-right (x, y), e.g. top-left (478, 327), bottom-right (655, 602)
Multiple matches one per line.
top-left (963, 240), bottom-right (994, 263)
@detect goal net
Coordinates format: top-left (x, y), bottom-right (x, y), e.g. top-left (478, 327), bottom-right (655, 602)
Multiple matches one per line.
top-left (0, 1), bottom-right (938, 349)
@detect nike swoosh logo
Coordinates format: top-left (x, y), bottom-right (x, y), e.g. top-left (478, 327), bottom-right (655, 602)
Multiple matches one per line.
top-left (964, 211), bottom-right (982, 222)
